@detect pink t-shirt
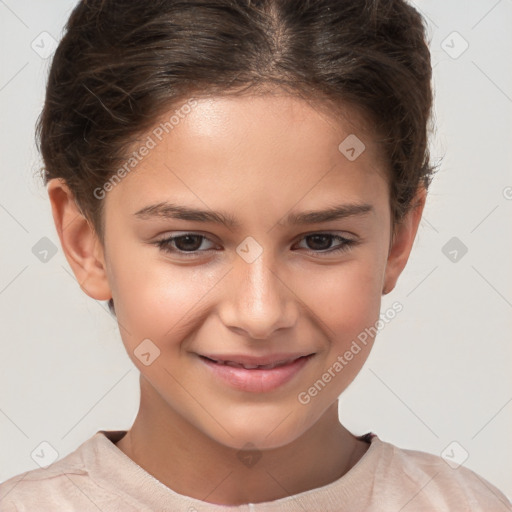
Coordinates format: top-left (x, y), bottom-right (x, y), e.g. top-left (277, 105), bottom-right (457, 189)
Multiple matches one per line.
top-left (0, 430), bottom-right (510, 511)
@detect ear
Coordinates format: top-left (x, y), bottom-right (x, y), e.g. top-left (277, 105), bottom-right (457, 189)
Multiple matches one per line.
top-left (47, 178), bottom-right (112, 301)
top-left (382, 186), bottom-right (427, 295)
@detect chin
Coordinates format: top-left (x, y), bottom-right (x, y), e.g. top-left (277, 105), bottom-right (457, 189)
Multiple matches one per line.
top-left (202, 406), bottom-right (316, 452)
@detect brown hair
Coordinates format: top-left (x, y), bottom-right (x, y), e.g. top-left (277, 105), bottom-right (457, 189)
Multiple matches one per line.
top-left (36, 0), bottom-right (436, 315)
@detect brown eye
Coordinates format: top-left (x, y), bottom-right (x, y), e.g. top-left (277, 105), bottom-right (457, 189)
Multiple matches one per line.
top-left (304, 234), bottom-right (334, 251)
top-left (295, 233), bottom-right (357, 255)
top-left (172, 234), bottom-right (204, 251)
top-left (155, 233), bottom-right (216, 256)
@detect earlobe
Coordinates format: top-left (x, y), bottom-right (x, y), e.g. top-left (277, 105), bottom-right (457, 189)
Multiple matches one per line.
top-left (382, 187), bottom-right (427, 295)
top-left (47, 178), bottom-right (112, 301)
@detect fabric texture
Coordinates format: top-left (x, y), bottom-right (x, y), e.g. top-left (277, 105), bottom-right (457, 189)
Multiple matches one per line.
top-left (1, 430), bottom-right (511, 511)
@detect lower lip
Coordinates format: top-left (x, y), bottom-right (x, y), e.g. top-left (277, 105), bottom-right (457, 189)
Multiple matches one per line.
top-left (199, 355), bottom-right (314, 393)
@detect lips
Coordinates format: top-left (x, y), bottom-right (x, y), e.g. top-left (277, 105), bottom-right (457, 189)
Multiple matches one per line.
top-left (199, 353), bottom-right (311, 370)
top-left (197, 353), bottom-right (315, 393)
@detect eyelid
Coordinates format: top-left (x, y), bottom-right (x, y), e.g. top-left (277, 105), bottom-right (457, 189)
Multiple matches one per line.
top-left (292, 229), bottom-right (357, 242)
top-left (154, 230), bottom-right (359, 258)
top-left (293, 232), bottom-right (358, 254)
top-left (154, 232), bottom-right (219, 253)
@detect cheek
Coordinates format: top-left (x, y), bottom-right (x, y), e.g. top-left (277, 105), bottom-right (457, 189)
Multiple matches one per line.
top-left (110, 252), bottom-right (219, 345)
top-left (292, 262), bottom-right (384, 411)
top-left (299, 257), bottom-right (384, 336)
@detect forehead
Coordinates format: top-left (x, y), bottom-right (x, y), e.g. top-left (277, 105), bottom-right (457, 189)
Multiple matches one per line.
top-left (160, 92), bottom-right (383, 161)
top-left (106, 93), bottom-right (390, 219)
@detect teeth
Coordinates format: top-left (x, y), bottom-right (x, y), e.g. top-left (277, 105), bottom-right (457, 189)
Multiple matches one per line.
top-left (224, 361), bottom-right (261, 369)
top-left (217, 359), bottom-right (296, 370)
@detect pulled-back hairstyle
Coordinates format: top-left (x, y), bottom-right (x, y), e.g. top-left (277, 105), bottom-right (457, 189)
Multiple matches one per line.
top-left (36, 0), bottom-right (436, 314)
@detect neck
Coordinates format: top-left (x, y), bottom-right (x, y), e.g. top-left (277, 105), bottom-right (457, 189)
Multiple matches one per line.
top-left (115, 378), bottom-right (369, 506)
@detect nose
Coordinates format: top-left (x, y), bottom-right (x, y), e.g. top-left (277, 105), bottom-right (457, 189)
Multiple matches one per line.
top-left (218, 248), bottom-right (299, 340)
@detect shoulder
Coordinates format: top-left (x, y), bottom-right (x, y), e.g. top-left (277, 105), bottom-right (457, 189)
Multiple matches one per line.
top-left (0, 431), bottom-right (136, 512)
top-left (0, 450), bottom-right (89, 511)
top-left (370, 436), bottom-right (512, 511)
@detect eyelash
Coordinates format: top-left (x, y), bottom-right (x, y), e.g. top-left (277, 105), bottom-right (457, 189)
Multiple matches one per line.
top-left (154, 232), bottom-right (358, 258)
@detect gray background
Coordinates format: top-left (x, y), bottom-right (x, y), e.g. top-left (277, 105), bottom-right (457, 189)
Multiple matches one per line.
top-left (1, 0), bottom-right (511, 502)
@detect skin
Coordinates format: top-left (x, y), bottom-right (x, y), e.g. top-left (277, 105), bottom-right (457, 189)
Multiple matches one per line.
top-left (47, 91), bottom-right (426, 506)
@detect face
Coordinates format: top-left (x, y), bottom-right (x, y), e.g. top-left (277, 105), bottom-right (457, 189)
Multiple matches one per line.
top-left (86, 93), bottom-right (406, 450)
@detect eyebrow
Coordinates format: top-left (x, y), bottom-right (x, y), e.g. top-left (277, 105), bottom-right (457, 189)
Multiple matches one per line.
top-left (133, 201), bottom-right (374, 228)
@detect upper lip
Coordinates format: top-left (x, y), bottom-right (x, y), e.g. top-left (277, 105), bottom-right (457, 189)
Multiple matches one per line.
top-left (198, 352), bottom-right (314, 367)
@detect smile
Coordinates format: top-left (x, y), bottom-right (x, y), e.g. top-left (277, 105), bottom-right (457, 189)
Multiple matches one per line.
top-left (197, 353), bottom-right (315, 393)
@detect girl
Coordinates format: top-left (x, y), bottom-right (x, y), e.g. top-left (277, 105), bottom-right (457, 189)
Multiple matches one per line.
top-left (1, 0), bottom-right (510, 510)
